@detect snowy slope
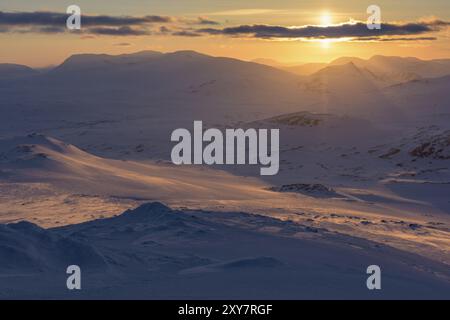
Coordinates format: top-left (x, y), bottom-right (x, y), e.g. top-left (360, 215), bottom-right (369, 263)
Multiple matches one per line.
top-left (329, 55), bottom-right (450, 83)
top-left (0, 134), bottom-right (271, 203)
top-left (0, 64), bottom-right (37, 80)
top-left (0, 202), bottom-right (449, 299)
top-left (0, 51), bottom-right (449, 299)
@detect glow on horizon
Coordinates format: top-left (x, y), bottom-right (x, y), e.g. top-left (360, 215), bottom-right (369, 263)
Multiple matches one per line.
top-left (320, 11), bottom-right (333, 26)
top-left (0, 1), bottom-right (449, 67)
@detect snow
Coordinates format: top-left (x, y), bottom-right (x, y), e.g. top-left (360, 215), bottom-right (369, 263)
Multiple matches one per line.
top-left (0, 202), bottom-right (449, 299)
top-left (0, 51), bottom-right (449, 299)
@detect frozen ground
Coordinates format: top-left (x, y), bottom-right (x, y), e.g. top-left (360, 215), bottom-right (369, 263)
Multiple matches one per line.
top-left (0, 52), bottom-right (449, 299)
top-left (0, 202), bottom-right (449, 299)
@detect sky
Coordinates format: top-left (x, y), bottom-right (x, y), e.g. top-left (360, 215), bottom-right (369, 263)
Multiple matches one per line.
top-left (0, 0), bottom-right (449, 67)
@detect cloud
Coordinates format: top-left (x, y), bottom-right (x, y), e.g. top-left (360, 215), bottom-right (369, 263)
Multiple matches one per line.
top-left (178, 16), bottom-right (220, 26)
top-left (0, 11), bottom-right (170, 36)
top-left (196, 17), bottom-right (220, 25)
top-left (353, 36), bottom-right (437, 42)
top-left (207, 9), bottom-right (282, 16)
top-left (36, 26), bottom-right (67, 34)
top-left (1, 11), bottom-right (447, 42)
top-left (88, 26), bottom-right (150, 36)
top-left (172, 30), bottom-right (202, 37)
top-left (114, 42), bottom-right (132, 46)
top-left (0, 11), bottom-right (219, 37)
top-left (198, 20), bottom-right (450, 41)
top-left (159, 26), bottom-right (171, 33)
top-left (0, 11), bottom-right (171, 27)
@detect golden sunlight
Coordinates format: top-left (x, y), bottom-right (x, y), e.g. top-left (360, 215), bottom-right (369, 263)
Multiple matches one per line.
top-left (320, 38), bottom-right (331, 49)
top-left (320, 11), bottom-right (332, 26)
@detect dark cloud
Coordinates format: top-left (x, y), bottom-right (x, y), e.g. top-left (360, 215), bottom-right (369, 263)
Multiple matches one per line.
top-left (82, 14), bottom-right (172, 25)
top-left (0, 11), bottom-right (171, 36)
top-left (80, 35), bottom-right (96, 39)
top-left (353, 36), bottom-right (437, 42)
top-left (88, 26), bottom-right (150, 36)
top-left (0, 11), bottom-right (172, 27)
top-left (37, 26), bottom-right (67, 34)
top-left (197, 17), bottom-right (220, 25)
top-left (159, 26), bottom-right (171, 33)
top-left (0, 11), bottom-right (447, 41)
top-left (199, 20), bottom-right (450, 40)
top-left (172, 30), bottom-right (202, 37)
top-left (114, 42), bottom-right (132, 46)
top-left (179, 17), bottom-right (220, 26)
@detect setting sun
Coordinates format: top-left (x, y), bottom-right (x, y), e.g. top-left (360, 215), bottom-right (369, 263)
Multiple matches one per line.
top-left (320, 11), bottom-right (333, 26)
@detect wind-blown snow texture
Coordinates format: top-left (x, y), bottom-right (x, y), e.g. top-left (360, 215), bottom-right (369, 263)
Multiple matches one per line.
top-left (0, 203), bottom-right (449, 299)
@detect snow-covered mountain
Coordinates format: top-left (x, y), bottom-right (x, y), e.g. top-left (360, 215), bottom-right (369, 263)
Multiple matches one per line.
top-left (32, 50), bottom-right (306, 106)
top-left (274, 55), bottom-right (450, 86)
top-left (0, 51), bottom-right (449, 300)
top-left (283, 62), bottom-right (328, 76)
top-left (0, 63), bottom-right (37, 80)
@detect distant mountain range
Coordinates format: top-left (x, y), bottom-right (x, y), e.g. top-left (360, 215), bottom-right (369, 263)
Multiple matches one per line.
top-left (256, 55), bottom-right (450, 80)
top-left (0, 63), bottom-right (37, 80)
top-left (0, 50), bottom-right (449, 140)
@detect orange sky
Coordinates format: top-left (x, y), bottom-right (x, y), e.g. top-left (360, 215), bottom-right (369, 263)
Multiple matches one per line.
top-left (0, 0), bottom-right (449, 67)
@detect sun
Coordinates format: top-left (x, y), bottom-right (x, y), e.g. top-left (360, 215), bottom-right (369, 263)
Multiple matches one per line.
top-left (320, 11), bottom-right (332, 26)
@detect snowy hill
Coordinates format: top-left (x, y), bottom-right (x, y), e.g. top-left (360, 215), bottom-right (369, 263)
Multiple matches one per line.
top-left (0, 202), bottom-right (449, 299)
top-left (0, 63), bottom-right (37, 80)
top-left (0, 221), bottom-right (106, 274)
top-left (0, 134), bottom-right (272, 205)
top-left (38, 50), bottom-right (305, 104)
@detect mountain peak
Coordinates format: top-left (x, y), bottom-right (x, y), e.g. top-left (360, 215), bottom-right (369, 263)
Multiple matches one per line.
top-left (166, 50), bottom-right (211, 59)
top-left (369, 55), bottom-right (421, 62)
top-left (313, 61), bottom-right (363, 77)
top-left (134, 202), bottom-right (171, 212)
top-left (58, 51), bottom-right (164, 70)
top-left (120, 202), bottom-right (173, 221)
top-left (329, 56), bottom-right (365, 66)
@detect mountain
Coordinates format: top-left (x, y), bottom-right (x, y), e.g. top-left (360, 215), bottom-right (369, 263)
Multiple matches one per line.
top-left (8, 50), bottom-right (308, 119)
top-left (329, 55), bottom-right (450, 85)
top-left (0, 63), bottom-right (37, 80)
top-left (0, 51), bottom-right (449, 159)
top-left (46, 50), bottom-right (303, 94)
top-left (251, 58), bottom-right (285, 67)
top-left (0, 51), bottom-right (314, 159)
top-left (301, 62), bottom-right (407, 118)
top-left (52, 50), bottom-right (164, 73)
top-left (382, 74), bottom-right (450, 120)
top-left (282, 62), bottom-right (328, 76)
top-left (283, 55), bottom-right (450, 85)
top-left (300, 58), bottom-right (449, 118)
top-left (308, 62), bottom-right (380, 92)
